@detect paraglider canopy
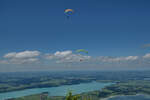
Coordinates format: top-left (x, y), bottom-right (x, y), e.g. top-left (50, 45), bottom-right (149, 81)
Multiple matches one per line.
top-left (76, 49), bottom-right (88, 54)
top-left (64, 9), bottom-right (74, 19)
top-left (64, 9), bottom-right (74, 14)
top-left (76, 49), bottom-right (88, 62)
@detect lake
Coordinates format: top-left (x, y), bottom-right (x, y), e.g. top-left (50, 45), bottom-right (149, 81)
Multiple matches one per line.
top-left (0, 81), bottom-right (112, 100)
top-left (108, 94), bottom-right (150, 100)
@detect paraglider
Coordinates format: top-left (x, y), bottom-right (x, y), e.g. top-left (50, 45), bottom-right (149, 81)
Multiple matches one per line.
top-left (64, 9), bottom-right (74, 19)
top-left (80, 59), bottom-right (83, 62)
top-left (76, 49), bottom-right (88, 62)
top-left (76, 49), bottom-right (88, 54)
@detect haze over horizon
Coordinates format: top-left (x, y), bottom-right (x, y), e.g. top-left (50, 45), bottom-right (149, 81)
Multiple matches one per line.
top-left (0, 0), bottom-right (150, 72)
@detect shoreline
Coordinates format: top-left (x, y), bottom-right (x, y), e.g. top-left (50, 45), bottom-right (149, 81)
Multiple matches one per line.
top-left (0, 81), bottom-right (113, 94)
top-left (0, 81), bottom-right (113, 100)
top-left (0, 81), bottom-right (95, 94)
top-left (100, 95), bottom-right (116, 100)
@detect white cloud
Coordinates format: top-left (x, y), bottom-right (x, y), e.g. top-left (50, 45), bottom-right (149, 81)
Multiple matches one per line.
top-left (57, 54), bottom-right (91, 63)
top-left (3, 52), bottom-right (16, 58)
top-left (54, 50), bottom-right (72, 57)
top-left (0, 50), bottom-right (150, 68)
top-left (143, 53), bottom-right (150, 59)
top-left (8, 58), bottom-right (39, 64)
top-left (45, 50), bottom-right (91, 63)
top-left (98, 56), bottom-right (139, 63)
top-left (4, 51), bottom-right (40, 59)
top-left (3, 51), bottom-right (40, 64)
top-left (124, 56), bottom-right (139, 61)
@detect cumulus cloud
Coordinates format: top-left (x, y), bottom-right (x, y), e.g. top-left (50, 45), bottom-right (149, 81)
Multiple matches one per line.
top-left (4, 51), bottom-right (40, 59)
top-left (97, 56), bottom-right (139, 63)
top-left (3, 51), bottom-right (40, 64)
top-left (57, 54), bottom-right (91, 63)
top-left (54, 51), bottom-right (72, 57)
top-left (1, 50), bottom-right (150, 68)
top-left (124, 56), bottom-right (139, 61)
top-left (143, 53), bottom-right (150, 59)
top-left (8, 58), bottom-right (39, 64)
top-left (45, 50), bottom-right (91, 63)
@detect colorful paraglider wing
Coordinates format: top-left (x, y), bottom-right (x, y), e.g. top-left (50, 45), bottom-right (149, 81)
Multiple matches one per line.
top-left (64, 9), bottom-right (74, 19)
top-left (64, 9), bottom-right (74, 13)
top-left (65, 9), bottom-right (74, 14)
top-left (76, 49), bottom-right (88, 54)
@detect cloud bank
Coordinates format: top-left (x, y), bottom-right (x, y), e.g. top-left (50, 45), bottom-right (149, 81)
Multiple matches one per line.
top-left (143, 53), bottom-right (150, 59)
top-left (45, 50), bottom-right (91, 63)
top-left (2, 51), bottom-right (40, 64)
top-left (0, 50), bottom-right (150, 69)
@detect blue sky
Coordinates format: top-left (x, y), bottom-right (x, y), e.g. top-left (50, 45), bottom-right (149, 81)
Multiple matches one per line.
top-left (0, 0), bottom-right (150, 72)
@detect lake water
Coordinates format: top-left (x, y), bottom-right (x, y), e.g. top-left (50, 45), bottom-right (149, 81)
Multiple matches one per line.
top-left (108, 94), bottom-right (150, 100)
top-left (0, 81), bottom-right (112, 100)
